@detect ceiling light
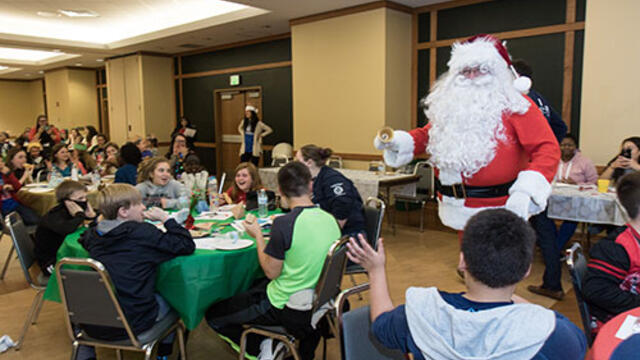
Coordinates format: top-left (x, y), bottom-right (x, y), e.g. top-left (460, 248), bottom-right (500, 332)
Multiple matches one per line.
top-left (75, 63), bottom-right (83, 66)
top-left (0, 65), bottom-right (22, 75)
top-left (38, 70), bottom-right (44, 74)
top-left (96, 59), bottom-right (104, 62)
top-left (57, 9), bottom-right (100, 18)
top-left (0, 65), bottom-right (7, 70)
top-left (36, 11), bottom-right (59, 18)
top-left (0, 47), bottom-right (64, 62)
top-left (0, 46), bottom-right (79, 66)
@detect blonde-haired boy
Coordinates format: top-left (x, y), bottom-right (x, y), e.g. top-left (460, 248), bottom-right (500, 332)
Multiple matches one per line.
top-left (78, 183), bottom-right (194, 359)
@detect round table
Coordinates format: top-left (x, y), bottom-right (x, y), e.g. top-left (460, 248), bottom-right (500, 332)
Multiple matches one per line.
top-left (17, 184), bottom-right (101, 216)
top-left (43, 211), bottom-right (274, 330)
top-left (590, 307), bottom-right (640, 360)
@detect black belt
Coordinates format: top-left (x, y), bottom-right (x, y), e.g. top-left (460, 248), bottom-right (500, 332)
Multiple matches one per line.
top-left (435, 178), bottom-right (515, 199)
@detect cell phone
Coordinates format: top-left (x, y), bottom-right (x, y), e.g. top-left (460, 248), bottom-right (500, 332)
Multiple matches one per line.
top-left (621, 148), bottom-right (632, 159)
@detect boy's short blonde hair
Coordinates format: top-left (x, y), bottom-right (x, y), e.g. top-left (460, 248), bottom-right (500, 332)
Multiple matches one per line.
top-left (55, 180), bottom-right (87, 202)
top-left (98, 184), bottom-right (142, 220)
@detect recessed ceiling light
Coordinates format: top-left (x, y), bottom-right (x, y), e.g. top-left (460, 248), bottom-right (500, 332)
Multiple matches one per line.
top-left (75, 63), bottom-right (83, 66)
top-left (96, 59), bottom-right (104, 62)
top-left (38, 70), bottom-right (44, 74)
top-left (57, 9), bottom-right (100, 18)
top-left (36, 11), bottom-right (60, 18)
top-left (0, 47), bottom-right (65, 62)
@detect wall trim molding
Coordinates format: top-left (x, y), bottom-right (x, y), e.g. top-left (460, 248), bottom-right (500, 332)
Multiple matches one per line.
top-left (176, 61), bottom-right (292, 80)
top-left (290, 1), bottom-right (412, 27)
top-left (176, 33), bottom-right (291, 57)
top-left (415, 22), bottom-right (585, 50)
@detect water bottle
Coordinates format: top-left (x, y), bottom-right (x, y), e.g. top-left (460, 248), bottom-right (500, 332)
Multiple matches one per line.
top-left (91, 170), bottom-right (100, 185)
top-left (71, 163), bottom-right (79, 181)
top-left (49, 168), bottom-right (61, 188)
top-left (207, 176), bottom-right (219, 210)
top-left (258, 189), bottom-right (268, 218)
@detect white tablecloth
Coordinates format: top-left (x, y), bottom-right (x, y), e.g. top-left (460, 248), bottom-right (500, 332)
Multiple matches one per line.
top-left (258, 167), bottom-right (417, 201)
top-left (547, 184), bottom-right (626, 226)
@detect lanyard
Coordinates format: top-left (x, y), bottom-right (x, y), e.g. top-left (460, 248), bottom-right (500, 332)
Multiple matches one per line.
top-left (556, 160), bottom-right (573, 181)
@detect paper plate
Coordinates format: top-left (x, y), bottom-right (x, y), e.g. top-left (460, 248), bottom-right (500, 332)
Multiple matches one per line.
top-left (28, 187), bottom-right (53, 193)
top-left (24, 183), bottom-right (49, 189)
top-left (195, 237), bottom-right (253, 251)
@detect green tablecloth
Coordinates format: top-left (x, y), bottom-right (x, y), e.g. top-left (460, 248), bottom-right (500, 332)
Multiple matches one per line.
top-left (43, 211), bottom-right (277, 330)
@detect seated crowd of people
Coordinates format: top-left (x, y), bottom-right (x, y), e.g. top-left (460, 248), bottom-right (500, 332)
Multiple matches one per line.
top-left (2, 113), bottom-right (640, 360)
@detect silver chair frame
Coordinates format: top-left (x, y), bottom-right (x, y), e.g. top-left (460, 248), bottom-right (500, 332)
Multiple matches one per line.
top-left (56, 257), bottom-right (187, 360)
top-left (238, 236), bottom-right (349, 360)
top-left (3, 212), bottom-right (46, 350)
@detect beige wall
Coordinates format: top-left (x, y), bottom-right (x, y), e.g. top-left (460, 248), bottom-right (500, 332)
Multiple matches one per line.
top-left (45, 69), bottom-right (98, 132)
top-left (0, 80), bottom-right (45, 137)
top-left (140, 55), bottom-right (175, 144)
top-left (580, 0), bottom-right (640, 165)
top-left (292, 8), bottom-right (411, 156)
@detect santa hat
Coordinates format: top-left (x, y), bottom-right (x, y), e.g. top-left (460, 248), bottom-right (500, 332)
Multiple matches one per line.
top-left (462, 34), bottom-right (531, 93)
top-left (245, 105), bottom-right (258, 113)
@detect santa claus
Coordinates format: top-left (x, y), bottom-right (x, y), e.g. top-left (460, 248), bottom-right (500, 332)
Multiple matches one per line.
top-left (375, 34), bottom-right (560, 230)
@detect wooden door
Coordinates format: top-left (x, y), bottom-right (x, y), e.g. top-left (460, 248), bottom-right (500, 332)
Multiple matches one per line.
top-left (219, 91), bottom-right (245, 179)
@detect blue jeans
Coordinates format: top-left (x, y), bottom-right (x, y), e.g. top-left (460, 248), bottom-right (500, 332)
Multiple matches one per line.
top-left (529, 210), bottom-right (564, 291)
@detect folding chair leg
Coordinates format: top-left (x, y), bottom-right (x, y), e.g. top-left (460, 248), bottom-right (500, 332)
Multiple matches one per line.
top-left (70, 341), bottom-right (79, 360)
top-left (419, 201), bottom-right (425, 233)
top-left (349, 274), bottom-right (363, 301)
top-left (14, 289), bottom-right (44, 350)
top-left (144, 345), bottom-right (153, 360)
top-left (0, 244), bottom-right (15, 280)
top-left (238, 330), bottom-right (248, 360)
top-left (115, 349), bottom-right (123, 360)
top-left (177, 323), bottom-right (187, 360)
top-left (31, 290), bottom-right (46, 325)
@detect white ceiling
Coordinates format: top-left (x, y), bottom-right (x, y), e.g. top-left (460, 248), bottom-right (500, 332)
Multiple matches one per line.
top-left (0, 0), bottom-right (446, 80)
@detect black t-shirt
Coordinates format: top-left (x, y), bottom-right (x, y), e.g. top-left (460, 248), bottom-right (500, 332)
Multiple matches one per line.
top-left (264, 205), bottom-right (317, 260)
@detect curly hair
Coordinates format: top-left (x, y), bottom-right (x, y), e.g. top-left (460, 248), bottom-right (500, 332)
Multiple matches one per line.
top-left (230, 162), bottom-right (262, 200)
top-left (137, 156), bottom-right (170, 184)
top-left (462, 209), bottom-right (535, 288)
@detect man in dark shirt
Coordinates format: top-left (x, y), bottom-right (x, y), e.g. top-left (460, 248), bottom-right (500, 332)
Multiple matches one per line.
top-left (347, 208), bottom-right (586, 359)
top-left (583, 172), bottom-right (640, 322)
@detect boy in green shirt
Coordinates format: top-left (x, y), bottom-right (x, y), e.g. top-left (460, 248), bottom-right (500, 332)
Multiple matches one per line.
top-left (206, 162), bottom-right (341, 359)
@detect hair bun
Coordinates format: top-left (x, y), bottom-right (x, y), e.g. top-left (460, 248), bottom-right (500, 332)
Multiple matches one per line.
top-left (321, 148), bottom-right (333, 159)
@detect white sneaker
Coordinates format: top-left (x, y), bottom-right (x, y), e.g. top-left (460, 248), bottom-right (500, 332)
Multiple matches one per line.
top-left (258, 338), bottom-right (287, 360)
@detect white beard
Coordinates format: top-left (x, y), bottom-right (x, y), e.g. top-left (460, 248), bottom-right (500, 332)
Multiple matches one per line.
top-left (424, 67), bottom-right (529, 180)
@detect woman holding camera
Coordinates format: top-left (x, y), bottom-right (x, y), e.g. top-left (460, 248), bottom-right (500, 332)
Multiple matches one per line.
top-left (600, 137), bottom-right (640, 184)
top-left (28, 115), bottom-right (61, 148)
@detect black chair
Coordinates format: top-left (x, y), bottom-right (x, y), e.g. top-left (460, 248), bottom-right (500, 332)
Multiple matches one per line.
top-left (3, 212), bottom-right (47, 350)
top-left (328, 156), bottom-right (343, 169)
top-left (55, 257), bottom-right (187, 360)
top-left (335, 284), bottom-right (406, 360)
top-left (566, 242), bottom-right (597, 346)
top-left (1, 213), bottom-right (37, 281)
top-left (346, 197), bottom-right (385, 277)
top-left (392, 161), bottom-right (433, 232)
top-left (271, 156), bottom-right (290, 167)
top-left (238, 236), bottom-right (350, 360)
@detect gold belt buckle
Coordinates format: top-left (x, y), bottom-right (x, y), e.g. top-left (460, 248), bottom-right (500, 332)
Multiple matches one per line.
top-left (451, 183), bottom-right (467, 199)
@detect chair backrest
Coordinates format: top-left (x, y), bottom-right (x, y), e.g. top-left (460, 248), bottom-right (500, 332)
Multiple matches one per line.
top-left (271, 155), bottom-right (290, 167)
top-left (414, 161), bottom-right (434, 197)
top-left (272, 142), bottom-right (293, 159)
top-left (368, 161), bottom-right (385, 172)
top-left (328, 156), bottom-right (343, 169)
top-left (55, 257), bottom-right (141, 347)
top-left (335, 285), bottom-right (405, 360)
top-left (313, 236), bottom-right (349, 313)
top-left (364, 197), bottom-right (385, 249)
top-left (566, 242), bottom-right (595, 345)
top-left (4, 212), bottom-right (38, 286)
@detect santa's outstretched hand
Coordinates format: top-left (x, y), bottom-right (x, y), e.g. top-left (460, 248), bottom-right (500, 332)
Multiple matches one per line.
top-left (373, 130), bottom-right (416, 169)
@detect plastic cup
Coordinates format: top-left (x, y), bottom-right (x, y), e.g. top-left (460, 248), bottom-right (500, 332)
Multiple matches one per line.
top-left (597, 179), bottom-right (610, 193)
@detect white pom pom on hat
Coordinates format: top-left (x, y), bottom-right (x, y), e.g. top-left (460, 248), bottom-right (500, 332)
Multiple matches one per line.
top-left (464, 34), bottom-right (532, 93)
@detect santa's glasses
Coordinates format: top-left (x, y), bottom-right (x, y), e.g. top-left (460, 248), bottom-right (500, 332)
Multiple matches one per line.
top-left (460, 66), bottom-right (489, 79)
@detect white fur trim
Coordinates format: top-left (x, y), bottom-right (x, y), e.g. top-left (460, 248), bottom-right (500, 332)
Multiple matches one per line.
top-left (448, 38), bottom-right (508, 75)
top-left (382, 130), bottom-right (415, 168)
top-left (437, 196), bottom-right (501, 231)
top-left (513, 76), bottom-right (532, 93)
top-left (373, 135), bottom-right (385, 150)
top-left (437, 168), bottom-right (463, 185)
top-left (509, 170), bottom-right (552, 215)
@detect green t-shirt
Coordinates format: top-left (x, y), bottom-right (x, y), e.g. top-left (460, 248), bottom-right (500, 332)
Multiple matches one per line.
top-left (264, 205), bottom-right (341, 309)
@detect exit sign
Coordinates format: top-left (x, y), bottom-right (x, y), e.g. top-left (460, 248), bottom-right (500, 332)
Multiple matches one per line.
top-left (230, 74), bottom-right (240, 86)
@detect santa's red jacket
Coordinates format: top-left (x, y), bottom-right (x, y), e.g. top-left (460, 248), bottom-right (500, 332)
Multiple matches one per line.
top-left (407, 96), bottom-right (560, 230)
